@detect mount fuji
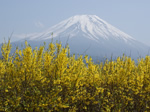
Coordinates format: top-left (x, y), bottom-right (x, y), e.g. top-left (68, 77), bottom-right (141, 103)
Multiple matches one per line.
top-left (2, 15), bottom-right (150, 61)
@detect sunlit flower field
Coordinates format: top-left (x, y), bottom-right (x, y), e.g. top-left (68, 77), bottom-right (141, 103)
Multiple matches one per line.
top-left (0, 40), bottom-right (150, 111)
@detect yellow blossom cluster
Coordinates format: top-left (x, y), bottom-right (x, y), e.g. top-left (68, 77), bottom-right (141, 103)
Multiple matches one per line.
top-left (0, 40), bottom-right (150, 111)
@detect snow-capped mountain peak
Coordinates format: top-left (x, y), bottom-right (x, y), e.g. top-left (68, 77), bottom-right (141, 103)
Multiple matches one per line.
top-left (18, 15), bottom-right (134, 42)
top-left (5, 15), bottom-right (149, 61)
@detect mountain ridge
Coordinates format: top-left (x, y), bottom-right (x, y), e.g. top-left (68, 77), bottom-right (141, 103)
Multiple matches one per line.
top-left (1, 15), bottom-right (149, 61)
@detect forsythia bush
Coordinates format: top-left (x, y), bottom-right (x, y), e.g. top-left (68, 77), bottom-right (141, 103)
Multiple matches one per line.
top-left (0, 40), bottom-right (150, 112)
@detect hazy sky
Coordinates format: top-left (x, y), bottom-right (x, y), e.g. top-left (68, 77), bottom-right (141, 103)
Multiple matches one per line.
top-left (0, 0), bottom-right (150, 46)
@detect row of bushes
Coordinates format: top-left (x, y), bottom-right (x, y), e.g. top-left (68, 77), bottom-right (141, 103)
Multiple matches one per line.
top-left (0, 40), bottom-right (150, 111)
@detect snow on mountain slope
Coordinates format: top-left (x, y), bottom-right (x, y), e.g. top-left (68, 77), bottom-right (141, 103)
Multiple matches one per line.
top-left (6, 15), bottom-right (150, 61)
top-left (19, 15), bottom-right (134, 42)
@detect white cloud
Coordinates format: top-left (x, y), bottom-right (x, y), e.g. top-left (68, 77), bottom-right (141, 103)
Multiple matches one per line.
top-left (34, 21), bottom-right (45, 28)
